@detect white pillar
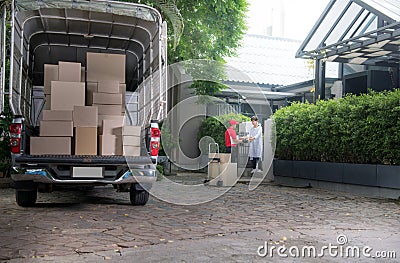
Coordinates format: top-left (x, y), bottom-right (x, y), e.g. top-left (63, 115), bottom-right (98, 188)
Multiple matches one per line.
top-left (263, 119), bottom-right (274, 182)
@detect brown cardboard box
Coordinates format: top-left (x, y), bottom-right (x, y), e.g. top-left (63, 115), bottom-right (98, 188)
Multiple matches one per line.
top-left (73, 106), bottom-right (98, 127)
top-left (98, 115), bottom-right (126, 127)
top-left (30, 137), bottom-right (71, 155)
top-left (92, 93), bottom-right (122, 105)
top-left (86, 53), bottom-right (125, 83)
top-left (102, 119), bottom-right (124, 135)
top-left (120, 84), bottom-right (126, 110)
top-left (40, 121), bottom-right (73, 136)
top-left (208, 153), bottom-right (231, 163)
top-left (94, 104), bottom-right (122, 115)
top-left (98, 80), bottom-right (120, 94)
top-left (44, 64), bottom-right (59, 95)
top-left (58, 61), bottom-right (81, 82)
top-left (72, 167), bottom-right (104, 178)
top-left (122, 125), bottom-right (141, 136)
top-left (209, 163), bottom-right (238, 187)
top-left (99, 135), bottom-right (122, 155)
top-left (81, 67), bottom-right (86, 82)
top-left (208, 162), bottom-right (229, 179)
top-left (74, 127), bottom-right (97, 155)
top-left (45, 95), bottom-right (51, 110)
top-left (123, 135), bottom-right (141, 146)
top-left (123, 145), bottom-right (141, 156)
top-left (51, 81), bottom-right (85, 110)
top-left (86, 82), bottom-right (98, 105)
top-left (42, 110), bottom-right (73, 121)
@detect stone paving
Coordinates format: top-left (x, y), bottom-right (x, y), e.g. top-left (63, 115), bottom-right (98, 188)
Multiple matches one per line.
top-left (0, 173), bottom-right (399, 262)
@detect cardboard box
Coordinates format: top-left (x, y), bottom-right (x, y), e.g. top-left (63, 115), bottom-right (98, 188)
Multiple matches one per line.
top-left (42, 110), bottom-right (72, 121)
top-left (40, 120), bottom-right (73, 136)
top-left (58, 61), bottom-right (81, 82)
top-left (81, 67), bottom-right (86, 82)
top-left (102, 119), bottom-right (124, 135)
top-left (72, 167), bottom-right (104, 178)
top-left (74, 127), bottom-right (97, 155)
top-left (92, 92), bottom-right (122, 105)
top-left (86, 82), bottom-right (98, 105)
top-left (208, 153), bottom-right (231, 163)
top-left (98, 80), bottom-right (120, 94)
top-left (86, 52), bottom-right (125, 83)
top-left (123, 135), bottom-right (141, 146)
top-left (45, 95), bottom-right (51, 110)
top-left (44, 64), bottom-right (59, 95)
top-left (122, 125), bottom-right (141, 136)
top-left (73, 106), bottom-right (98, 127)
top-left (94, 104), bottom-right (122, 115)
top-left (209, 163), bottom-right (238, 187)
top-left (208, 162), bottom-right (229, 179)
top-left (51, 81), bottom-right (85, 110)
top-left (30, 137), bottom-right (71, 155)
top-left (123, 145), bottom-right (141, 156)
top-left (120, 84), bottom-right (126, 109)
top-left (99, 135), bottom-right (122, 155)
top-left (98, 115), bottom-right (126, 127)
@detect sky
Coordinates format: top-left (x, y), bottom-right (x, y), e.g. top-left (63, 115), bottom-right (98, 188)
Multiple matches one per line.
top-left (246, 0), bottom-right (330, 40)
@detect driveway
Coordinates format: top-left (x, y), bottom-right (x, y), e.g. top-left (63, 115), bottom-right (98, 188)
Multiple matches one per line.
top-left (0, 174), bottom-right (399, 262)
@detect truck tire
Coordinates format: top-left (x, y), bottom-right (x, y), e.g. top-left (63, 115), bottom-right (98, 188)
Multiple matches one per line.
top-left (130, 187), bottom-right (149, 206)
top-left (16, 189), bottom-right (37, 207)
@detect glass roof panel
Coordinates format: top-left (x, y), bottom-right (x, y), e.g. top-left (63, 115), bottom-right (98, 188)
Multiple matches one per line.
top-left (342, 9), bottom-right (371, 40)
top-left (324, 2), bottom-right (363, 46)
top-left (357, 0), bottom-right (400, 21)
top-left (304, 0), bottom-right (351, 51)
top-left (297, 0), bottom-right (400, 65)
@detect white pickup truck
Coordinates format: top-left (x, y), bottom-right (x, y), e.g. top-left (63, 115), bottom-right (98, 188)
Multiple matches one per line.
top-left (0, 0), bottom-right (168, 206)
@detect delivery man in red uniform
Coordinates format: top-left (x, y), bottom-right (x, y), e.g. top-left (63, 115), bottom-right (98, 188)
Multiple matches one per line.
top-left (225, 119), bottom-right (243, 163)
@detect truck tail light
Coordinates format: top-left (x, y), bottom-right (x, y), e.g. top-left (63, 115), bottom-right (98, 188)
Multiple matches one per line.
top-left (151, 127), bottom-right (160, 138)
top-left (10, 123), bottom-right (22, 154)
top-left (149, 121), bottom-right (160, 158)
top-left (150, 141), bottom-right (160, 156)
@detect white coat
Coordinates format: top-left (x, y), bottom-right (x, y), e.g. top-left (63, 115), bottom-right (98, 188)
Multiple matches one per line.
top-left (249, 124), bottom-right (263, 159)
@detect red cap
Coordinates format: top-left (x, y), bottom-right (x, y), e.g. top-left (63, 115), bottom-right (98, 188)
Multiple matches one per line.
top-left (229, 119), bottom-right (240, 125)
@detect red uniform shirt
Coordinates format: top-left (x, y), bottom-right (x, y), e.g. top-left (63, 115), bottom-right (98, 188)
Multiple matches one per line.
top-left (225, 127), bottom-right (237, 147)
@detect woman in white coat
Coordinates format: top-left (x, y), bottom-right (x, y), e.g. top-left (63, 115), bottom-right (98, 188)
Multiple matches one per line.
top-left (248, 116), bottom-right (263, 173)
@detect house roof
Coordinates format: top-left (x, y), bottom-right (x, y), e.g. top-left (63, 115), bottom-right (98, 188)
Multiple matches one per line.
top-left (224, 34), bottom-right (338, 86)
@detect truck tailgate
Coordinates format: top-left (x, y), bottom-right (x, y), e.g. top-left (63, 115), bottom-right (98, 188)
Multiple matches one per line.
top-left (14, 155), bottom-right (153, 166)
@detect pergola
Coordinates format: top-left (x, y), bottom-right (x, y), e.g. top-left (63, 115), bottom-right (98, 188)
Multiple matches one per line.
top-left (296, 0), bottom-right (400, 99)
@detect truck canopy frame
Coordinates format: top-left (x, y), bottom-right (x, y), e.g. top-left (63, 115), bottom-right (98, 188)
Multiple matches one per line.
top-left (8, 0), bottom-right (167, 125)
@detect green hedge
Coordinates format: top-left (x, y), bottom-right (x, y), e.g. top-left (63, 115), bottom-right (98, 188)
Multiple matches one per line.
top-left (199, 113), bottom-right (250, 153)
top-left (273, 90), bottom-right (400, 165)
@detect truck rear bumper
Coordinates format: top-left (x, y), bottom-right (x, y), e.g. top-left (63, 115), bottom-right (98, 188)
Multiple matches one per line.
top-left (11, 154), bottom-right (157, 186)
top-left (12, 169), bottom-right (156, 185)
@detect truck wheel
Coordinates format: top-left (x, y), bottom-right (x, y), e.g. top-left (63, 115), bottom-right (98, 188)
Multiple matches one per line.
top-left (16, 189), bottom-right (37, 207)
top-left (130, 187), bottom-right (149, 206)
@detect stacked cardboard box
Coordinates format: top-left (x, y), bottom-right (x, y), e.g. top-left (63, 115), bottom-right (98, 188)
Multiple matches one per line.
top-left (123, 126), bottom-right (141, 156)
top-left (99, 118), bottom-right (123, 155)
top-left (208, 153), bottom-right (238, 187)
top-left (73, 106), bottom-right (98, 155)
top-left (31, 110), bottom-right (73, 155)
top-left (31, 61), bottom-right (86, 155)
top-left (32, 54), bottom-right (139, 157)
top-left (86, 52), bottom-right (127, 155)
top-left (43, 63), bottom-right (85, 110)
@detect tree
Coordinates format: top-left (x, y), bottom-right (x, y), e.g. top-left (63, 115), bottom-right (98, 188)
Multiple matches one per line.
top-left (169, 0), bottom-right (248, 63)
top-left (125, 0), bottom-right (249, 95)
top-left (167, 0), bottom-right (248, 96)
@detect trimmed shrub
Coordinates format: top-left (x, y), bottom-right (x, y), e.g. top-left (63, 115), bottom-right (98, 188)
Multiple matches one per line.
top-left (273, 90), bottom-right (400, 165)
top-left (199, 113), bottom-right (250, 153)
